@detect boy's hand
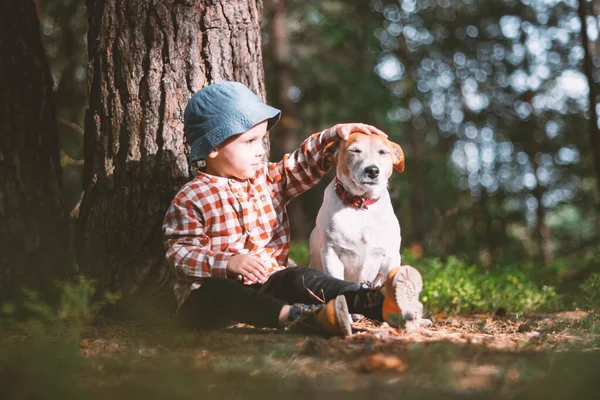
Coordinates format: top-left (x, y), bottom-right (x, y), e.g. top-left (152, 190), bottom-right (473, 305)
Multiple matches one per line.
top-left (227, 254), bottom-right (269, 283)
top-left (329, 123), bottom-right (388, 141)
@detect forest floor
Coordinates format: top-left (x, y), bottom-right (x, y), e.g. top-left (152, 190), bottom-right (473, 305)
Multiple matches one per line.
top-left (63, 310), bottom-right (600, 400)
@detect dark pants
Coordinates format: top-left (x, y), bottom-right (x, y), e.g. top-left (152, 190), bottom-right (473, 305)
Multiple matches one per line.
top-left (177, 266), bottom-right (383, 330)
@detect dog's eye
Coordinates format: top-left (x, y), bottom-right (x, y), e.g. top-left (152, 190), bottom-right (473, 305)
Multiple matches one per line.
top-left (379, 149), bottom-right (390, 155)
top-left (349, 148), bottom-right (362, 154)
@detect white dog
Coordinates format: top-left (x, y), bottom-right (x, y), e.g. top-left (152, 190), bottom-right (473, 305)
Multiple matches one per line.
top-left (309, 132), bottom-right (405, 286)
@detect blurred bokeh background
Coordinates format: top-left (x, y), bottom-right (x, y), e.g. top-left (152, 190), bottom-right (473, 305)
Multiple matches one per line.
top-left (40, 0), bottom-right (600, 277)
top-left (3, 4), bottom-right (597, 397)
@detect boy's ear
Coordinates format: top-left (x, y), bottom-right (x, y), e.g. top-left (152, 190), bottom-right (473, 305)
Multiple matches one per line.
top-left (324, 141), bottom-right (340, 165)
top-left (390, 142), bottom-right (405, 173)
top-left (207, 149), bottom-right (219, 159)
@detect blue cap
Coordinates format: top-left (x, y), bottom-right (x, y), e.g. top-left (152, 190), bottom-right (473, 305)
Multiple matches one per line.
top-left (184, 82), bottom-right (281, 162)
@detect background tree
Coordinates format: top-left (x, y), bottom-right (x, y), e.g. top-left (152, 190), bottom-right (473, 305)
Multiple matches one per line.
top-left (261, 0), bottom-right (599, 270)
top-left (38, 0), bottom-right (88, 213)
top-left (31, 0), bottom-right (600, 305)
top-left (578, 0), bottom-right (600, 233)
top-left (266, 0), bottom-right (309, 240)
top-left (76, 0), bottom-right (270, 303)
top-left (263, 0), bottom-right (391, 242)
top-left (0, 0), bottom-right (70, 304)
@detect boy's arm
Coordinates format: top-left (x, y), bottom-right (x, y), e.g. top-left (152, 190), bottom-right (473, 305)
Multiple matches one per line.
top-left (162, 197), bottom-right (233, 280)
top-left (268, 127), bottom-right (338, 201)
top-left (268, 123), bottom-right (386, 202)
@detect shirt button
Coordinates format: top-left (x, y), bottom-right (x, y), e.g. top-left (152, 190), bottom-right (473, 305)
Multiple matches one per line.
top-left (236, 192), bottom-right (244, 198)
top-left (260, 195), bottom-right (267, 202)
top-left (229, 178), bottom-right (237, 184)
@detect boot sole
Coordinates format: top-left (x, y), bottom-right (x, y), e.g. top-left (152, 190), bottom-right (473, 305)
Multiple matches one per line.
top-left (392, 266), bottom-right (423, 324)
top-left (334, 295), bottom-right (353, 337)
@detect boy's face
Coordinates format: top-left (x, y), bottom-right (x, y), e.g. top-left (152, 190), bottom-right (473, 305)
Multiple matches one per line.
top-left (205, 120), bottom-right (268, 180)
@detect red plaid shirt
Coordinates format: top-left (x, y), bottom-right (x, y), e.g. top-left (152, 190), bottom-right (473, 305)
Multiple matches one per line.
top-left (163, 129), bottom-right (336, 306)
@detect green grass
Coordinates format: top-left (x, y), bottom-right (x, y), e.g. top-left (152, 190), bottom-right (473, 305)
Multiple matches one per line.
top-left (290, 241), bottom-right (566, 315)
top-left (411, 255), bottom-right (563, 315)
top-left (289, 241), bottom-right (311, 266)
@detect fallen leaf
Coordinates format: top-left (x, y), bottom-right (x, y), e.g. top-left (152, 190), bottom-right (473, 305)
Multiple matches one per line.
top-left (361, 353), bottom-right (407, 373)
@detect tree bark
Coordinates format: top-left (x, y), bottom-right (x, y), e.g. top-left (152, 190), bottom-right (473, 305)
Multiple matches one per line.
top-left (0, 0), bottom-right (70, 303)
top-left (77, 0), bottom-right (269, 302)
top-left (578, 0), bottom-right (600, 214)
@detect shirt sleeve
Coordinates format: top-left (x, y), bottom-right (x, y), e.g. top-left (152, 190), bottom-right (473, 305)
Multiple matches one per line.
top-left (268, 127), bottom-right (338, 202)
top-left (162, 195), bottom-right (232, 280)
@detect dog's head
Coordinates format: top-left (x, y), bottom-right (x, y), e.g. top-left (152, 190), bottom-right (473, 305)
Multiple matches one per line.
top-left (324, 132), bottom-right (405, 197)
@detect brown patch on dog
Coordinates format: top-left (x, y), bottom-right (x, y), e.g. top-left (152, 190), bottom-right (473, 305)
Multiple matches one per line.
top-left (390, 142), bottom-right (405, 173)
top-left (337, 141), bottom-right (352, 178)
top-left (324, 141), bottom-right (340, 164)
top-left (335, 134), bottom-right (366, 177)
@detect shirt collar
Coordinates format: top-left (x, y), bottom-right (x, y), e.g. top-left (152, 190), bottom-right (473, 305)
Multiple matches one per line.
top-left (195, 170), bottom-right (229, 186)
top-left (194, 168), bottom-right (262, 187)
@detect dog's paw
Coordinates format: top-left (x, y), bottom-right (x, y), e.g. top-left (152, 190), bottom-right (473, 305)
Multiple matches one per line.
top-left (405, 317), bottom-right (433, 333)
top-left (420, 318), bottom-right (433, 327)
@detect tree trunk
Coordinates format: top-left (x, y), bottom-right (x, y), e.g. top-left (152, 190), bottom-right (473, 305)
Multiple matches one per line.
top-left (267, 0), bottom-right (309, 240)
top-left (0, 0), bottom-right (70, 303)
top-left (77, 0), bottom-right (268, 303)
top-left (406, 119), bottom-right (428, 246)
top-left (523, 91), bottom-right (552, 265)
top-left (531, 135), bottom-right (551, 266)
top-left (578, 0), bottom-right (600, 219)
top-left (396, 38), bottom-right (428, 249)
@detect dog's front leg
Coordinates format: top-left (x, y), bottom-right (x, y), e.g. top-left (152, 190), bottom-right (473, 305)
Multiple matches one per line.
top-left (321, 245), bottom-right (346, 281)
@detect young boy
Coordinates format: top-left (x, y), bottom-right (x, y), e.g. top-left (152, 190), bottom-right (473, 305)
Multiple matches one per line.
top-left (163, 81), bottom-right (426, 336)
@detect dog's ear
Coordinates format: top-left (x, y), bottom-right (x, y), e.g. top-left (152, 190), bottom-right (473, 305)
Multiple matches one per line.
top-left (323, 141), bottom-right (340, 165)
top-left (390, 142), bottom-right (405, 173)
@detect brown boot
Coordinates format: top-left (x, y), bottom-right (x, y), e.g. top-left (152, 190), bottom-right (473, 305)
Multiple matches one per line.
top-left (381, 265), bottom-right (425, 330)
top-left (285, 295), bottom-right (353, 337)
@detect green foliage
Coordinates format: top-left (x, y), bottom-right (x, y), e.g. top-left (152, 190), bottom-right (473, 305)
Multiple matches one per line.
top-left (2, 276), bottom-right (119, 346)
top-left (289, 241), bottom-right (311, 266)
top-left (580, 273), bottom-right (600, 309)
top-left (412, 255), bottom-right (562, 315)
top-left (0, 276), bottom-right (118, 399)
top-left (289, 241), bottom-right (561, 315)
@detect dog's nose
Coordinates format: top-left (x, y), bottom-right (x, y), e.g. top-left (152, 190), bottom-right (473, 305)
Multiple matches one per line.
top-left (365, 165), bottom-right (379, 179)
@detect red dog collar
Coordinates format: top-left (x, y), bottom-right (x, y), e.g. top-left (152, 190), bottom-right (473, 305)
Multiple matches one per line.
top-left (334, 178), bottom-right (380, 210)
